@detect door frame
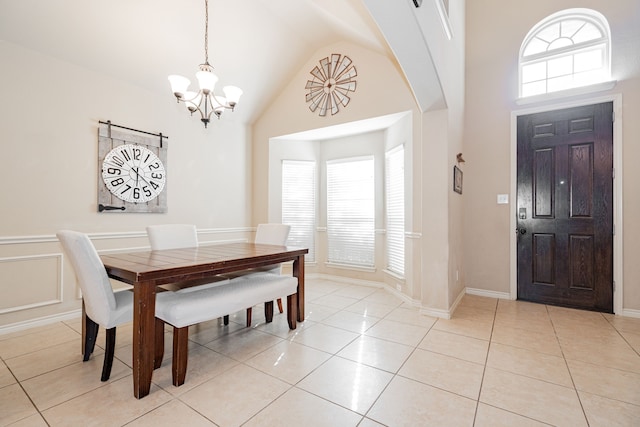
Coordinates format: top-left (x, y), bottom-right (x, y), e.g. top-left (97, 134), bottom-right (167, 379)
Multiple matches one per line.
top-left (510, 93), bottom-right (623, 314)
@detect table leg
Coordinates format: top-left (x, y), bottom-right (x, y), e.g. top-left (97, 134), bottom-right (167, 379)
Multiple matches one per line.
top-left (132, 282), bottom-right (156, 399)
top-left (293, 255), bottom-right (305, 322)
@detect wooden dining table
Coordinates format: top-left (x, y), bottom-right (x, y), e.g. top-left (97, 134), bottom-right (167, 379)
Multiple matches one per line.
top-left (100, 241), bottom-right (307, 399)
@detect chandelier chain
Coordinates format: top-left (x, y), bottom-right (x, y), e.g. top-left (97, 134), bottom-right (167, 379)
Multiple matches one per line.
top-left (204, 0), bottom-right (209, 64)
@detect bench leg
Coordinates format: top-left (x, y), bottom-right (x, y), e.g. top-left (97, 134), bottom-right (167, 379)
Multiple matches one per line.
top-left (223, 315), bottom-right (229, 325)
top-left (154, 318), bottom-right (165, 369)
top-left (265, 301), bottom-right (274, 323)
top-left (276, 298), bottom-right (283, 313)
top-left (172, 326), bottom-right (189, 387)
top-left (287, 294), bottom-right (297, 330)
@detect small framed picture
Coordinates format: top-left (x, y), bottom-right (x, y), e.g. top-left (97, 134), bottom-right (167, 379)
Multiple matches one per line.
top-left (453, 165), bottom-right (463, 194)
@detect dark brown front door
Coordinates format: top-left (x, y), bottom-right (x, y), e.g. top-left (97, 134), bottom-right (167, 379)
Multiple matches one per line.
top-left (516, 102), bottom-right (613, 312)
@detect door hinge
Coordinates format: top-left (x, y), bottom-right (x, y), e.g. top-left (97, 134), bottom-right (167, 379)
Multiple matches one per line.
top-left (613, 224), bottom-right (615, 235)
top-left (612, 167), bottom-right (615, 179)
top-left (612, 111), bottom-right (615, 122)
top-left (613, 281), bottom-right (616, 292)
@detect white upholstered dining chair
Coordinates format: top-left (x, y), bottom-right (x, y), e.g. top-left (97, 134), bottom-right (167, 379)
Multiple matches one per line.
top-left (57, 230), bottom-right (135, 381)
top-left (146, 223), bottom-right (198, 250)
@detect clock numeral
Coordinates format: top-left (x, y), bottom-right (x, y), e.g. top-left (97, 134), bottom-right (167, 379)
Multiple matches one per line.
top-left (110, 177), bottom-right (125, 187)
top-left (149, 180), bottom-right (160, 190)
top-left (144, 153), bottom-right (151, 162)
top-left (120, 184), bottom-right (132, 195)
top-left (151, 172), bottom-right (163, 179)
top-left (142, 185), bottom-right (152, 197)
top-left (120, 149), bottom-right (131, 162)
top-left (106, 167), bottom-right (121, 175)
top-left (111, 156), bottom-right (125, 167)
top-left (133, 187), bottom-right (140, 199)
top-left (132, 147), bottom-right (141, 160)
top-left (149, 162), bottom-right (160, 170)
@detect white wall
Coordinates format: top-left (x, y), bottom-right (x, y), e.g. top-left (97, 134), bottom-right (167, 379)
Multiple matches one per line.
top-left (0, 40), bottom-right (252, 327)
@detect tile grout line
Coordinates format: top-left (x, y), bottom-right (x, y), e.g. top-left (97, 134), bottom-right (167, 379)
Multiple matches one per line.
top-left (471, 297), bottom-right (498, 426)
top-left (549, 304), bottom-right (592, 426)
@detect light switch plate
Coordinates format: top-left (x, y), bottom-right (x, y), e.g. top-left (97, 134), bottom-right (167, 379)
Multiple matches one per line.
top-left (497, 194), bottom-right (509, 204)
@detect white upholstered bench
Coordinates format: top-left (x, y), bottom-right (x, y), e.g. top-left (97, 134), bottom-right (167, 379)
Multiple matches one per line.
top-left (154, 272), bottom-right (299, 386)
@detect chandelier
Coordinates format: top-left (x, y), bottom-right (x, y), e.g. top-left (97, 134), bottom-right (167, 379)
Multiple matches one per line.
top-left (168, 0), bottom-right (242, 128)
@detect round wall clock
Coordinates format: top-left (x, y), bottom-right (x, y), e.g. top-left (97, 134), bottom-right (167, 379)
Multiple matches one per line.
top-left (101, 144), bottom-right (166, 203)
top-left (305, 53), bottom-right (357, 116)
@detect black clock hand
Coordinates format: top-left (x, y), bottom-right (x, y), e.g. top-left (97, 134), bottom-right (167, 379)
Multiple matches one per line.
top-left (136, 172), bottom-right (152, 187)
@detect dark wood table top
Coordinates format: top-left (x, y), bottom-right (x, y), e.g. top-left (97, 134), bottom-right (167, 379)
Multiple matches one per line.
top-left (101, 242), bottom-right (308, 286)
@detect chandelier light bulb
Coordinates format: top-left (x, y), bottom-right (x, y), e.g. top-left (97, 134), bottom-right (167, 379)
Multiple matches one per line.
top-left (223, 86), bottom-right (243, 108)
top-left (168, 75), bottom-right (191, 99)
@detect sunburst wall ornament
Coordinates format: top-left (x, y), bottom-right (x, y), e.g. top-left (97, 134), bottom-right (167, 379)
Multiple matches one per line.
top-left (305, 54), bottom-right (357, 116)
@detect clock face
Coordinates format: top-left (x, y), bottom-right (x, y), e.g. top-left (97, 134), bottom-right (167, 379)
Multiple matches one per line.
top-left (101, 144), bottom-right (166, 203)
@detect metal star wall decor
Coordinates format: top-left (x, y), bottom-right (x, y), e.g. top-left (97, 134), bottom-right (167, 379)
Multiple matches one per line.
top-left (305, 54), bottom-right (357, 116)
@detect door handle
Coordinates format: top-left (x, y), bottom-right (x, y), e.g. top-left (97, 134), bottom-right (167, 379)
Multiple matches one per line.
top-left (516, 227), bottom-right (527, 235)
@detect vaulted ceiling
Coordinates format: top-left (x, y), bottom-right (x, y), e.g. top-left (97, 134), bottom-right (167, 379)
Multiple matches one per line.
top-left (1, 0), bottom-right (445, 126)
top-left (0, 0), bottom-right (393, 124)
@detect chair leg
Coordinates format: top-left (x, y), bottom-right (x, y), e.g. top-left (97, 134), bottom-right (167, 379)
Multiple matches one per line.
top-left (81, 301), bottom-right (87, 356)
top-left (172, 327), bottom-right (190, 387)
top-left (223, 315), bottom-right (229, 325)
top-left (83, 314), bottom-right (99, 362)
top-left (265, 301), bottom-right (274, 323)
top-left (154, 318), bottom-right (165, 369)
top-left (246, 307), bottom-right (252, 327)
top-left (101, 327), bottom-right (116, 382)
top-left (286, 293), bottom-right (298, 330)
top-left (276, 298), bottom-right (283, 313)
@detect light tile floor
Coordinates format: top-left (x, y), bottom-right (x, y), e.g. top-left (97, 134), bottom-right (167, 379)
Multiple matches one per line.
top-left (1, 278), bottom-right (640, 426)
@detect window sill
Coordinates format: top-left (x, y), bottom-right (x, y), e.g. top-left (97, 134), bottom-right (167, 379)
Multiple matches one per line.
top-left (383, 269), bottom-right (405, 281)
top-left (325, 262), bottom-right (376, 273)
top-left (516, 80), bottom-right (617, 106)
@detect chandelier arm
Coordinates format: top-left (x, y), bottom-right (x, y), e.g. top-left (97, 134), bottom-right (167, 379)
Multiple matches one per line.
top-left (210, 94), bottom-right (233, 109)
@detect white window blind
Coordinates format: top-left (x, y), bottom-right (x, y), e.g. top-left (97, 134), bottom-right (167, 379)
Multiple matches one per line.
top-left (385, 145), bottom-right (405, 276)
top-left (326, 156), bottom-right (375, 267)
top-left (282, 160), bottom-right (316, 262)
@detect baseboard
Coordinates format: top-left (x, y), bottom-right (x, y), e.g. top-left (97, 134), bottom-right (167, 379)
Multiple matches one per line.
top-left (466, 287), bottom-right (512, 300)
top-left (419, 306), bottom-right (452, 319)
top-left (0, 309), bottom-right (81, 336)
top-left (620, 308), bottom-right (640, 319)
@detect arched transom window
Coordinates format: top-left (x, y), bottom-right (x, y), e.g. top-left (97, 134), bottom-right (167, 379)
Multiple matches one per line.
top-left (520, 9), bottom-right (611, 98)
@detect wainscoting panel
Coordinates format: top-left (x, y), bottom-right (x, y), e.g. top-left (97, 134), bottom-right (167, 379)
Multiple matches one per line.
top-left (0, 254), bottom-right (62, 314)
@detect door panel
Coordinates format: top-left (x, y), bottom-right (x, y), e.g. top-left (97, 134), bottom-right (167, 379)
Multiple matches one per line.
top-left (517, 102), bottom-right (613, 312)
